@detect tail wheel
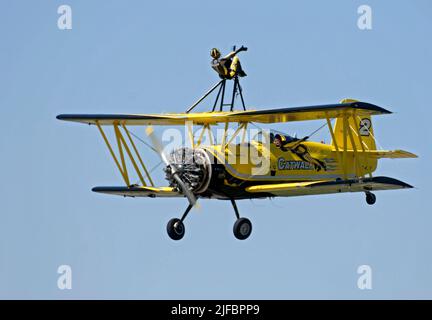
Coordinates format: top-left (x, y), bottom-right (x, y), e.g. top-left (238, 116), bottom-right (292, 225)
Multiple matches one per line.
top-left (233, 218), bottom-right (252, 240)
top-left (366, 192), bottom-right (376, 205)
top-left (167, 218), bottom-right (185, 240)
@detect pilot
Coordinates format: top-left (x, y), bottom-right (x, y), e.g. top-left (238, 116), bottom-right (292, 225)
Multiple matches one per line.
top-left (210, 46), bottom-right (248, 79)
top-left (273, 134), bottom-right (284, 148)
top-left (273, 133), bottom-right (295, 151)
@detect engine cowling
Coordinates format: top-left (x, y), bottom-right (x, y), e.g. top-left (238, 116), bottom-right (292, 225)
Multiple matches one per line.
top-left (164, 147), bottom-right (212, 194)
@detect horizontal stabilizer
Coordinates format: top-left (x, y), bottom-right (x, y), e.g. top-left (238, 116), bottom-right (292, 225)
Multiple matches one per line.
top-left (367, 149), bottom-right (418, 159)
top-left (92, 186), bottom-right (181, 198)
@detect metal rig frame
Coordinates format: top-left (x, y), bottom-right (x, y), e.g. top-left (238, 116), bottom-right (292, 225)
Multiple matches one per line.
top-left (185, 75), bottom-right (246, 113)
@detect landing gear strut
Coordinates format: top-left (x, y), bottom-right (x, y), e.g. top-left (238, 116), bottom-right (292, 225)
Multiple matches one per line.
top-left (167, 204), bottom-right (193, 240)
top-left (365, 192), bottom-right (376, 205)
top-left (231, 199), bottom-right (252, 240)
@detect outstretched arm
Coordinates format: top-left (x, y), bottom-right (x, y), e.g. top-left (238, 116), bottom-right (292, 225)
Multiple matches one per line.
top-left (223, 46), bottom-right (248, 59)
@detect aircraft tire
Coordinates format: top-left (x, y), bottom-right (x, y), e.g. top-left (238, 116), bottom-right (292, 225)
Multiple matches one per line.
top-left (167, 218), bottom-right (185, 240)
top-left (366, 192), bottom-right (376, 205)
top-left (233, 218), bottom-right (252, 240)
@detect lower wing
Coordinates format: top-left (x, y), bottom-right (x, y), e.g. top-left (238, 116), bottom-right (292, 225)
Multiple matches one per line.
top-left (245, 176), bottom-right (413, 197)
top-left (92, 186), bottom-right (181, 197)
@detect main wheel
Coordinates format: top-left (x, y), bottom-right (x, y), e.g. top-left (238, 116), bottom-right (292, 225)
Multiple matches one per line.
top-left (366, 192), bottom-right (376, 205)
top-left (233, 218), bottom-right (252, 240)
top-left (167, 218), bottom-right (185, 240)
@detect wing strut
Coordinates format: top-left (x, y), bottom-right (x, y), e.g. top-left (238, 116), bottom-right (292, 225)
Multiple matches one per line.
top-left (95, 121), bottom-right (154, 187)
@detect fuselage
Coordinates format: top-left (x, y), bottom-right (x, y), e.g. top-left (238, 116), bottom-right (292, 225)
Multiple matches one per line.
top-left (166, 140), bottom-right (378, 200)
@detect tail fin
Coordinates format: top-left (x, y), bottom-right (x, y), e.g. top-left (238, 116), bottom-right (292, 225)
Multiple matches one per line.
top-left (332, 99), bottom-right (376, 151)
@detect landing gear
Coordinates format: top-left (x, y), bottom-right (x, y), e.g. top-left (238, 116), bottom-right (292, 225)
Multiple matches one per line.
top-left (166, 204), bottom-right (192, 240)
top-left (167, 200), bottom-right (253, 240)
top-left (365, 192), bottom-right (376, 205)
top-left (231, 199), bottom-right (252, 240)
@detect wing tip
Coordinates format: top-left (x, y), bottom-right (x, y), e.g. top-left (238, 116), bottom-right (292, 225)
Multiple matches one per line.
top-left (372, 176), bottom-right (414, 189)
top-left (92, 186), bottom-right (136, 192)
top-left (56, 114), bottom-right (91, 123)
top-left (92, 186), bottom-right (117, 193)
top-left (351, 102), bottom-right (392, 115)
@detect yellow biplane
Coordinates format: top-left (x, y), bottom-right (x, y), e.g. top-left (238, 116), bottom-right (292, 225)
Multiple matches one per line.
top-left (57, 51), bottom-right (417, 241)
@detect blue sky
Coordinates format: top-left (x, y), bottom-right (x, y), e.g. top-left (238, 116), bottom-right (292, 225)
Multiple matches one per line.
top-left (0, 0), bottom-right (431, 299)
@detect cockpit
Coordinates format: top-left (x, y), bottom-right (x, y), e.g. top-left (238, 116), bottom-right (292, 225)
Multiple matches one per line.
top-left (247, 129), bottom-right (303, 146)
top-left (269, 131), bottom-right (300, 144)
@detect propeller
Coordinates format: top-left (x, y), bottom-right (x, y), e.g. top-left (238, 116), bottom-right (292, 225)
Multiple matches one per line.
top-left (145, 126), bottom-right (197, 207)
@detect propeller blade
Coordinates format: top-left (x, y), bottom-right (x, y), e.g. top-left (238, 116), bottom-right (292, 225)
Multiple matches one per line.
top-left (145, 126), bottom-right (170, 165)
top-left (172, 173), bottom-right (197, 206)
top-left (145, 126), bottom-right (197, 206)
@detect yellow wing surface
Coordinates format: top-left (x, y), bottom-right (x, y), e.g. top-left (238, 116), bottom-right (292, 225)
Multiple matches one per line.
top-left (56, 101), bottom-right (391, 125)
top-left (92, 186), bottom-right (181, 197)
top-left (245, 176), bottom-right (413, 197)
top-left (93, 176), bottom-right (413, 199)
top-left (366, 150), bottom-right (418, 159)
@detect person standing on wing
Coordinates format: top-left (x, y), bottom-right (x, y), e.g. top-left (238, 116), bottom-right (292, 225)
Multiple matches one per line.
top-left (210, 46), bottom-right (248, 79)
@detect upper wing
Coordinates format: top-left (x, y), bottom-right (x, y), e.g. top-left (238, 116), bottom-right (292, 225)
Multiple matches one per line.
top-left (92, 186), bottom-right (181, 197)
top-left (245, 176), bottom-right (413, 197)
top-left (56, 101), bottom-right (391, 126)
top-left (232, 101), bottom-right (390, 123)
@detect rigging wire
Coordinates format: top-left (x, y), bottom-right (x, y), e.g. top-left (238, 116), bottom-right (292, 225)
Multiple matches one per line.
top-left (127, 128), bottom-right (158, 153)
top-left (150, 160), bottom-right (163, 173)
top-left (124, 127), bottom-right (161, 185)
top-left (308, 121), bottom-right (330, 139)
top-left (250, 119), bottom-right (332, 140)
